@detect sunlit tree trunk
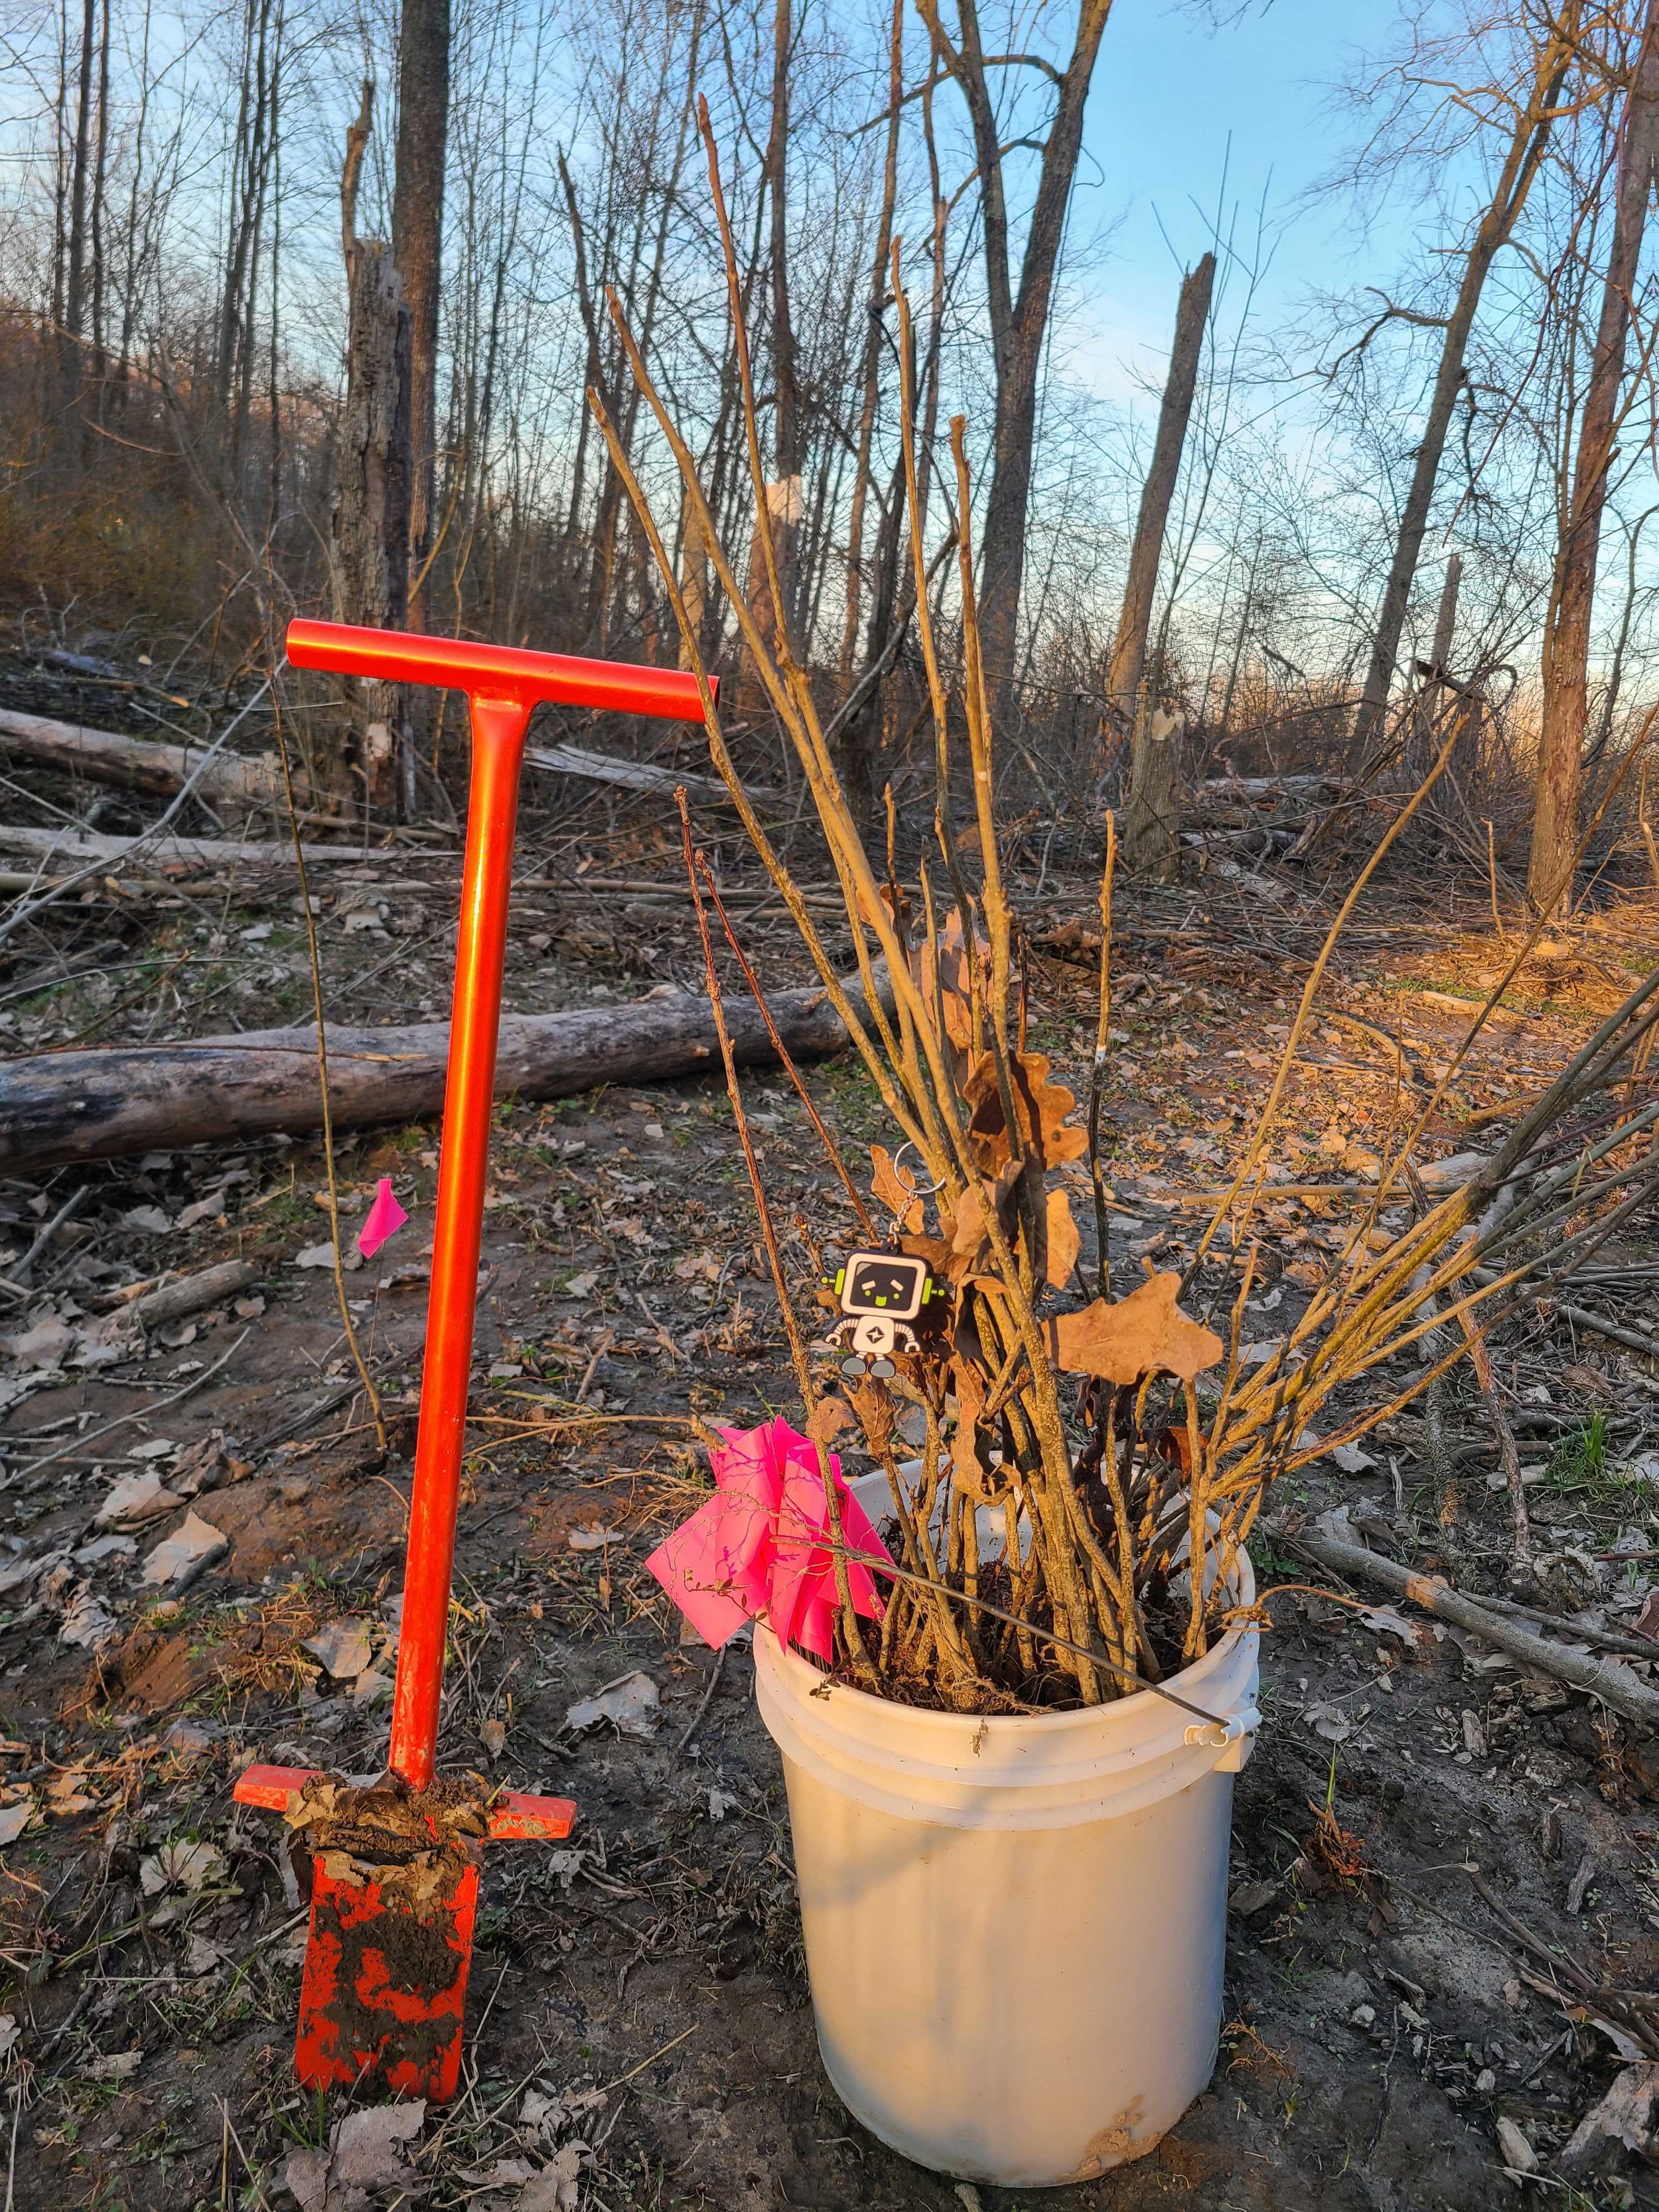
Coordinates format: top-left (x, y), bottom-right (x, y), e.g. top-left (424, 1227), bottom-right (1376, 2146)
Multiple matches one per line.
top-left (1529, 2), bottom-right (1659, 915)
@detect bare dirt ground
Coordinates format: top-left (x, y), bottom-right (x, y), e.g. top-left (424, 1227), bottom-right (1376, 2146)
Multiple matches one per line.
top-left (4, 737), bottom-right (1659, 2209)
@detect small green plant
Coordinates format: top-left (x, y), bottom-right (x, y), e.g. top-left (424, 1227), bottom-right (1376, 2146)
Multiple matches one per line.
top-left (1551, 1409), bottom-right (1610, 1486)
top-left (1540, 1410), bottom-right (1642, 1516)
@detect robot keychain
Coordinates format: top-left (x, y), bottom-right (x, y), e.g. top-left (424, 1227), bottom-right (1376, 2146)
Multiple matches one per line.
top-left (825, 1248), bottom-right (945, 1374)
top-left (824, 1143), bottom-right (947, 1377)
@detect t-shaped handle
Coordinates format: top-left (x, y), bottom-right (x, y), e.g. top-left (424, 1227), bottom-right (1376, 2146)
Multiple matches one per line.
top-left (285, 619), bottom-right (711, 723)
top-left (286, 619), bottom-right (714, 1787)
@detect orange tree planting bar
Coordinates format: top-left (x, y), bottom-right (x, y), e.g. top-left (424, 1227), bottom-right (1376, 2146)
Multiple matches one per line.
top-left (226, 619), bottom-right (707, 2101)
top-left (282, 621), bottom-right (715, 1794)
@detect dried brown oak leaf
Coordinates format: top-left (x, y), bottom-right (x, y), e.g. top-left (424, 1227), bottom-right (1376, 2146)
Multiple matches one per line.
top-left (913, 907), bottom-right (981, 1053)
top-left (948, 1358), bottom-right (1007, 1503)
top-left (1044, 1274), bottom-right (1222, 1383)
top-left (1045, 1187), bottom-right (1080, 1290)
top-left (964, 1051), bottom-right (1088, 1173)
top-left (899, 1232), bottom-right (954, 1276)
top-left (806, 1397), bottom-right (855, 1445)
top-left (870, 1144), bottom-right (923, 1234)
top-left (942, 1163), bottom-right (1021, 1281)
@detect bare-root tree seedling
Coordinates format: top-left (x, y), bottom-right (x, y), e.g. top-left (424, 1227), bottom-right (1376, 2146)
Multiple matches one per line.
top-left (589, 125), bottom-right (1659, 1718)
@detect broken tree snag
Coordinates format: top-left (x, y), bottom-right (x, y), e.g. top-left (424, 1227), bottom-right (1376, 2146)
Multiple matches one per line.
top-left (332, 80), bottom-right (412, 814)
top-left (1111, 251), bottom-right (1214, 882)
top-left (1121, 706), bottom-right (1183, 883)
top-left (0, 972), bottom-right (891, 1169)
top-left (0, 708), bottom-right (289, 817)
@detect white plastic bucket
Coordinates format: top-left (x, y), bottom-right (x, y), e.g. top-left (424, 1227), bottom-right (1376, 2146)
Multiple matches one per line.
top-left (752, 1469), bottom-right (1260, 2187)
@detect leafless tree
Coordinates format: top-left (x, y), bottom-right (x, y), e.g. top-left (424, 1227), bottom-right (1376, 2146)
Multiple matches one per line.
top-left (1530, 0), bottom-right (1659, 911)
top-left (1350, 1), bottom-right (1585, 750)
top-left (914, 0), bottom-right (1115, 719)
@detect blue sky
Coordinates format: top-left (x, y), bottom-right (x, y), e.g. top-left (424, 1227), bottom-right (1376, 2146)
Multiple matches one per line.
top-left (1064, 0), bottom-right (1401, 401)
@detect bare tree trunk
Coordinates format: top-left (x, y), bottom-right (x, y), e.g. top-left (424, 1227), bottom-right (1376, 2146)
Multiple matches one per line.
top-left (1409, 550), bottom-right (1463, 788)
top-left (392, 0), bottom-right (448, 818)
top-left (59, 0), bottom-right (96, 447)
top-left (839, 0), bottom-right (904, 688)
top-left (918, 0), bottom-right (1114, 725)
top-left (758, 0), bottom-right (802, 657)
top-left (1110, 252), bottom-right (1214, 725)
top-left (1529, 3), bottom-right (1659, 915)
top-left (1354, 5), bottom-right (1581, 751)
top-left (88, 0), bottom-right (108, 400)
top-left (1429, 549), bottom-right (1461, 678)
top-left (1114, 254), bottom-right (1214, 876)
top-left (843, 80), bottom-right (950, 810)
top-left (393, 0), bottom-right (448, 626)
top-left (331, 83), bottom-right (411, 812)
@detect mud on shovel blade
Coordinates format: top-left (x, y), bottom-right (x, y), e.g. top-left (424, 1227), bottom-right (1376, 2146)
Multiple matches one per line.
top-left (234, 621), bottom-right (711, 2099)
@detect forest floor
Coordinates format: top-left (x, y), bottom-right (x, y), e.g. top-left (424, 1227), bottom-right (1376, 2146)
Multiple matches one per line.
top-left (3, 693), bottom-right (1659, 2209)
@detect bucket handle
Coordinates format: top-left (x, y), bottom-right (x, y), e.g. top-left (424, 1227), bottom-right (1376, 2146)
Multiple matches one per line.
top-left (1183, 1704), bottom-right (1260, 1772)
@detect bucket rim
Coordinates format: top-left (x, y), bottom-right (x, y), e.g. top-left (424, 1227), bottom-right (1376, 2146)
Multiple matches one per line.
top-left (754, 1540), bottom-right (1256, 1742)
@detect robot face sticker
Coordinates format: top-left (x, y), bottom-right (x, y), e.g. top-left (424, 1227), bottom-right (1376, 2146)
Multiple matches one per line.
top-left (845, 1254), bottom-right (928, 1319)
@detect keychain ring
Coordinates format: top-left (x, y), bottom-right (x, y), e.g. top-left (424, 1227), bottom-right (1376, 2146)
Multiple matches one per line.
top-left (891, 1141), bottom-right (943, 1198)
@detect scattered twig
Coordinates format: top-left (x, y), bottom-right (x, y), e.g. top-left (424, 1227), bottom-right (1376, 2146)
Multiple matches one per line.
top-left (671, 1647), bottom-right (727, 1758)
top-left (19, 1327), bottom-right (251, 1475)
top-left (0, 1184), bottom-right (90, 1293)
top-left (0, 678), bottom-right (273, 949)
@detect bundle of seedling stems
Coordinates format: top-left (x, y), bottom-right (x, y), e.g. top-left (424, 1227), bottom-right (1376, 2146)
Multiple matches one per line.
top-left (589, 108), bottom-right (1659, 1719)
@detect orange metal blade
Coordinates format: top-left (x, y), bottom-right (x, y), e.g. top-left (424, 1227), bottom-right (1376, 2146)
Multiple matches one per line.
top-left (233, 1763), bottom-right (316, 1810)
top-left (488, 1790), bottom-right (577, 1841)
top-left (233, 1766), bottom-right (574, 1838)
top-left (295, 1856), bottom-right (478, 2101)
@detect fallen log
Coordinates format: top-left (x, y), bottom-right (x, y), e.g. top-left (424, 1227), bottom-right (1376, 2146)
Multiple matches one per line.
top-left (0, 707), bottom-right (287, 812)
top-left (1198, 773), bottom-right (1352, 799)
top-left (525, 740), bottom-right (736, 800)
top-left (1277, 1522), bottom-right (1659, 1732)
top-left (0, 974), bottom-right (886, 1169)
top-left (0, 824), bottom-right (447, 872)
top-left (0, 704), bottom-right (741, 812)
top-left (120, 1260), bottom-right (261, 1329)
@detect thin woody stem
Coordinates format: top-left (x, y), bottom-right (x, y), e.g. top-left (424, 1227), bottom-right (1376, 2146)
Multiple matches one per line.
top-left (269, 678), bottom-right (384, 1453)
top-left (678, 790), bottom-right (877, 1689)
top-left (693, 855), bottom-right (879, 1240)
top-left (1088, 810), bottom-right (1118, 1299)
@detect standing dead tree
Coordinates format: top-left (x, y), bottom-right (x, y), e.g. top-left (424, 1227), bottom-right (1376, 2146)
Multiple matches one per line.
top-left (1410, 550), bottom-right (1464, 790)
top-left (392, 0), bottom-right (451, 816)
top-left (1530, 0), bottom-right (1659, 914)
top-left (394, 0), bottom-right (449, 638)
top-left (1352, 2), bottom-right (1583, 752)
top-left (1113, 250), bottom-right (1215, 878)
top-left (331, 82), bottom-right (411, 812)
